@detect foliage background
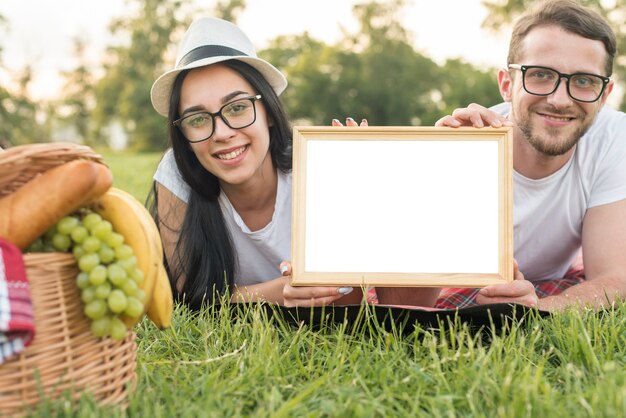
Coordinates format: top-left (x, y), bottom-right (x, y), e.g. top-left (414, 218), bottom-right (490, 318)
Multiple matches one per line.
top-left (3, 0), bottom-right (623, 151)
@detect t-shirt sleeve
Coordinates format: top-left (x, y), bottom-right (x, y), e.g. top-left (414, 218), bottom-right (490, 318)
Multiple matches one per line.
top-left (588, 110), bottom-right (626, 208)
top-left (153, 149), bottom-right (191, 203)
top-left (489, 102), bottom-right (511, 116)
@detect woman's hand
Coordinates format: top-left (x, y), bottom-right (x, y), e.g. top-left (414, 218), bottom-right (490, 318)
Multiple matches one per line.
top-left (279, 262), bottom-right (356, 307)
top-left (476, 260), bottom-right (539, 307)
top-left (435, 103), bottom-right (514, 128)
top-left (331, 117), bottom-right (369, 127)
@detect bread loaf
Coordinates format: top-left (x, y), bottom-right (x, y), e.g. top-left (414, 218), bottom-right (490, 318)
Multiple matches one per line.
top-left (0, 159), bottom-right (113, 249)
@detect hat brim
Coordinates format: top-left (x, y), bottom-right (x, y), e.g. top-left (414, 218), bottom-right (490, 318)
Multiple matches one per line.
top-left (151, 55), bottom-right (288, 117)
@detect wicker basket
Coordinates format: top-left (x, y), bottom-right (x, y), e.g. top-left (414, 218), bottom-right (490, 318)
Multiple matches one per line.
top-left (0, 143), bottom-right (137, 417)
top-left (0, 142), bottom-right (105, 198)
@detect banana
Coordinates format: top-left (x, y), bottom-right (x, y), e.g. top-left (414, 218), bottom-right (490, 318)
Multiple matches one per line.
top-left (146, 262), bottom-right (174, 329)
top-left (92, 187), bottom-right (162, 326)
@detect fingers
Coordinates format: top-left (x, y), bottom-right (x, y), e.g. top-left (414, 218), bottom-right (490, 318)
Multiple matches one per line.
top-left (477, 279), bottom-right (538, 307)
top-left (331, 118), bottom-right (369, 127)
top-left (512, 259), bottom-right (525, 281)
top-left (279, 261), bottom-right (353, 307)
top-left (436, 103), bottom-right (514, 128)
top-left (282, 283), bottom-right (354, 307)
top-left (346, 117), bottom-right (358, 126)
top-left (435, 115), bottom-right (462, 127)
top-left (476, 293), bottom-right (539, 307)
top-left (279, 261), bottom-right (292, 276)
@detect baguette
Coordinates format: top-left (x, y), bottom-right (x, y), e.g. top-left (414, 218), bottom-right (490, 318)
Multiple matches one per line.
top-left (0, 159), bottom-right (112, 249)
top-left (85, 161), bottom-right (114, 205)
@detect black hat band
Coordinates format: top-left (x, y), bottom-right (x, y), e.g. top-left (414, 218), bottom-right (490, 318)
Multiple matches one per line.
top-left (177, 45), bottom-right (247, 68)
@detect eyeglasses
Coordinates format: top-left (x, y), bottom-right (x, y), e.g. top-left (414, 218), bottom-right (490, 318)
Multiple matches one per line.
top-left (508, 64), bottom-right (610, 103)
top-left (173, 95), bottom-right (262, 143)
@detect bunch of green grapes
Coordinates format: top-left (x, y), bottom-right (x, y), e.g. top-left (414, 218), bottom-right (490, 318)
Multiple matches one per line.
top-left (36, 209), bottom-right (145, 341)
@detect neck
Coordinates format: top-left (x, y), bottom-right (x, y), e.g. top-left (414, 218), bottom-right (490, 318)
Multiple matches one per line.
top-left (512, 128), bottom-right (576, 179)
top-left (220, 155), bottom-right (278, 213)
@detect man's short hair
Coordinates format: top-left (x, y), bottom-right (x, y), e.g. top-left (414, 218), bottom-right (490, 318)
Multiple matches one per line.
top-left (507, 0), bottom-right (616, 76)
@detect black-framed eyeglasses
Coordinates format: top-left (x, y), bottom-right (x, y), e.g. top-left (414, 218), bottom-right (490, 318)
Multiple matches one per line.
top-left (173, 95), bottom-right (262, 143)
top-left (508, 64), bottom-right (610, 103)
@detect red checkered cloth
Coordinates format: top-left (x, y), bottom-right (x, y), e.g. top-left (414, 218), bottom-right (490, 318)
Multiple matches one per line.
top-left (366, 258), bottom-right (586, 310)
top-left (0, 238), bottom-right (35, 364)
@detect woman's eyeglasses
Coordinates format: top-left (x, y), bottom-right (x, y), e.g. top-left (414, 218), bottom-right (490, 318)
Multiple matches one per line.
top-left (173, 95), bottom-right (262, 143)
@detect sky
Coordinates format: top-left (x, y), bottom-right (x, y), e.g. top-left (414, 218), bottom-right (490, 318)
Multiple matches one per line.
top-left (0, 0), bottom-right (510, 100)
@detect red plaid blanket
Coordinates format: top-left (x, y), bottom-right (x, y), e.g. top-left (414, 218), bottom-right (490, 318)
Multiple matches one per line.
top-left (0, 238), bottom-right (35, 364)
top-left (367, 259), bottom-right (586, 310)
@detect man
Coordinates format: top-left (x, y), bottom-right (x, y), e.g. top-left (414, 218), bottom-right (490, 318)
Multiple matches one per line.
top-left (436, 0), bottom-right (626, 311)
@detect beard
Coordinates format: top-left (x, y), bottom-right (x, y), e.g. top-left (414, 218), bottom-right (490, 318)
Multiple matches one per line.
top-left (515, 105), bottom-right (594, 157)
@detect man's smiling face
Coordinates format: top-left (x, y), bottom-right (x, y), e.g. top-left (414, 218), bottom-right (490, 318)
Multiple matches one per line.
top-left (500, 25), bottom-right (613, 156)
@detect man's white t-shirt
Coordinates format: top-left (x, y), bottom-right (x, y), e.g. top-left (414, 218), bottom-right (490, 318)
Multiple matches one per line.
top-left (493, 103), bottom-right (626, 281)
top-left (153, 149), bottom-right (291, 285)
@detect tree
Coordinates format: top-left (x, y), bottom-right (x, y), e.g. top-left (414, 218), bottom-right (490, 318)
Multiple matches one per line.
top-left (481, 0), bottom-right (626, 110)
top-left (0, 65), bottom-right (44, 147)
top-left (262, 0), bottom-right (440, 125)
top-left (0, 13), bottom-right (44, 147)
top-left (214, 0), bottom-right (246, 22)
top-left (92, 0), bottom-right (193, 151)
top-left (434, 58), bottom-right (503, 121)
top-left (262, 0), bottom-right (501, 126)
top-left (54, 37), bottom-right (96, 146)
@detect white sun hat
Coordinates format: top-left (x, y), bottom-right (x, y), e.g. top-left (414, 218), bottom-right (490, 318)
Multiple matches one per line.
top-left (150, 16), bottom-right (288, 117)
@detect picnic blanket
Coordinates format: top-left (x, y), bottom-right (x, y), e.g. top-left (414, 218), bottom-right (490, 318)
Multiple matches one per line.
top-left (264, 260), bottom-right (586, 334)
top-left (253, 302), bottom-right (549, 335)
top-left (0, 238), bottom-right (35, 364)
top-left (235, 261), bottom-right (587, 334)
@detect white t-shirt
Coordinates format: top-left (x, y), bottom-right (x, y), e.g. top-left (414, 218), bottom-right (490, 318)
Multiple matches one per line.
top-left (493, 103), bottom-right (626, 281)
top-left (153, 149), bottom-right (291, 285)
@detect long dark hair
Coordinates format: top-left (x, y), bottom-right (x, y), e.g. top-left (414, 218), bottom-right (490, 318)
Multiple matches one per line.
top-left (153, 60), bottom-right (292, 310)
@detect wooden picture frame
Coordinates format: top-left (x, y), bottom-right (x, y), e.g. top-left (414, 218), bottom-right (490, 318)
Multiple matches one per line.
top-left (290, 126), bottom-right (513, 287)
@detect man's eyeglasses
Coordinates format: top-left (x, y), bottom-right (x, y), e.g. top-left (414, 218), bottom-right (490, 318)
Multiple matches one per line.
top-left (508, 64), bottom-right (610, 103)
top-left (173, 95), bottom-right (262, 143)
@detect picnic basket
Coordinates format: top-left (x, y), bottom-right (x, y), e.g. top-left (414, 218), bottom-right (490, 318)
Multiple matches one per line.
top-left (0, 143), bottom-right (137, 417)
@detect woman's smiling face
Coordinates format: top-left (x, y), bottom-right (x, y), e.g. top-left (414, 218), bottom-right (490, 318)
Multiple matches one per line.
top-left (178, 64), bottom-right (273, 187)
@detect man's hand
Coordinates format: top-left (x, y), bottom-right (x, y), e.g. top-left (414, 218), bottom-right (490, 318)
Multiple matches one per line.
top-left (476, 260), bottom-right (539, 307)
top-left (435, 103), bottom-right (514, 128)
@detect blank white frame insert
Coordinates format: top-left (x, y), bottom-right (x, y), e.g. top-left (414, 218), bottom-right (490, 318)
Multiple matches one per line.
top-left (291, 126), bottom-right (513, 287)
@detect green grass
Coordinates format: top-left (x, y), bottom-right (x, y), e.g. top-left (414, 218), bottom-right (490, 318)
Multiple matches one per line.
top-left (98, 150), bottom-right (163, 204)
top-left (24, 302), bottom-right (626, 417)
top-left (20, 151), bottom-right (626, 417)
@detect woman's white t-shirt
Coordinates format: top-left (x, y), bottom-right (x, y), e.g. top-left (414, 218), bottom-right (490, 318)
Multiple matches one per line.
top-left (153, 149), bottom-right (291, 285)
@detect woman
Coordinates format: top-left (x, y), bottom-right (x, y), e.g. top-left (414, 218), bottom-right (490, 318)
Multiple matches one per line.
top-left (149, 17), bottom-right (365, 310)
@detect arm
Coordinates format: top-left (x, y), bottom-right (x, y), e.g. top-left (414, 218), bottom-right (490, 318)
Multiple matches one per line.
top-left (231, 278), bottom-right (364, 306)
top-left (231, 262), bottom-right (364, 306)
top-left (477, 200), bottom-right (626, 311)
top-left (538, 199), bottom-right (626, 311)
top-left (375, 287), bottom-right (441, 307)
top-left (230, 276), bottom-right (290, 305)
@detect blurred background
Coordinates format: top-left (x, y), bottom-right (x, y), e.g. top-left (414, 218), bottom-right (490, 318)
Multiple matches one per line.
top-left (0, 0), bottom-right (624, 152)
